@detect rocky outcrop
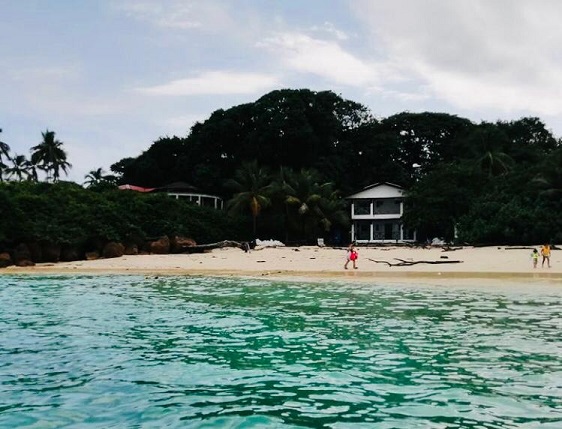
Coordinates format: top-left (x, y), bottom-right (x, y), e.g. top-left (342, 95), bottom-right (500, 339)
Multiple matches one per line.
top-left (102, 242), bottom-right (125, 259)
top-left (149, 236), bottom-right (170, 254)
top-left (170, 236), bottom-right (197, 253)
top-left (85, 251), bottom-right (100, 260)
top-left (0, 252), bottom-right (13, 268)
top-left (0, 235), bottom-right (247, 269)
top-left (124, 243), bottom-right (139, 255)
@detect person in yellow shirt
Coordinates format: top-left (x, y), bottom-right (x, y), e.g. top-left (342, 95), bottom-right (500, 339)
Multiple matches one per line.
top-left (541, 244), bottom-right (551, 268)
top-left (531, 248), bottom-right (539, 268)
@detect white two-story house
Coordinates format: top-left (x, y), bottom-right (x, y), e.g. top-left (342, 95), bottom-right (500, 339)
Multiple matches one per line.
top-left (346, 182), bottom-right (416, 244)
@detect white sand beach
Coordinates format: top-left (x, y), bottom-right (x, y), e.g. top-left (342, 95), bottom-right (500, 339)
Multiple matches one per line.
top-left (1, 245), bottom-right (560, 284)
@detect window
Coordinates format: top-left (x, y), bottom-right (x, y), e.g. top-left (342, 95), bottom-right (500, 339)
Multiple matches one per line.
top-left (355, 221), bottom-right (371, 240)
top-left (353, 200), bottom-right (371, 215)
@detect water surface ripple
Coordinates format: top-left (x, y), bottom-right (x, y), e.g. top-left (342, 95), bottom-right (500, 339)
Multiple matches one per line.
top-left (1, 276), bottom-right (561, 428)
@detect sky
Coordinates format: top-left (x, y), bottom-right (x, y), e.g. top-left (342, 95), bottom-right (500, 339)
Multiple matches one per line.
top-left (2, 0), bottom-right (562, 184)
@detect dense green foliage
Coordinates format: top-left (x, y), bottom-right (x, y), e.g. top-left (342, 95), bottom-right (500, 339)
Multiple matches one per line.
top-left (0, 181), bottom-right (248, 251)
top-left (2, 89), bottom-right (561, 246)
top-left (109, 89), bottom-right (561, 244)
top-left (114, 89), bottom-right (372, 195)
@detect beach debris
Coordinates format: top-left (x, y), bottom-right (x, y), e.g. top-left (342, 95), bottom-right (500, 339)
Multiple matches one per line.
top-left (367, 258), bottom-right (463, 267)
top-left (256, 239), bottom-right (285, 247)
top-left (182, 240), bottom-right (251, 253)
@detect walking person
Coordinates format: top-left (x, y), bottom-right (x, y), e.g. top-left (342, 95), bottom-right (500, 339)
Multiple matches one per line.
top-left (344, 243), bottom-right (358, 269)
top-left (531, 248), bottom-right (539, 269)
top-left (541, 243), bottom-right (551, 268)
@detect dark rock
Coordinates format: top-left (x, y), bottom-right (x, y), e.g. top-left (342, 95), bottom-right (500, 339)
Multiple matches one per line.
top-left (124, 244), bottom-right (138, 255)
top-left (170, 236), bottom-right (197, 253)
top-left (149, 236), bottom-right (170, 254)
top-left (85, 251), bottom-right (100, 260)
top-left (102, 242), bottom-right (125, 259)
top-left (0, 252), bottom-right (13, 268)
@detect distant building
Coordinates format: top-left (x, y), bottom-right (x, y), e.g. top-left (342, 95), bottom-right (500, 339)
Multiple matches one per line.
top-left (345, 182), bottom-right (416, 243)
top-left (118, 181), bottom-right (224, 210)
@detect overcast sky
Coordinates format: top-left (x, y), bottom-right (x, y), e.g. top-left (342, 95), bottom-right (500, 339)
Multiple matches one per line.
top-left (2, 0), bottom-right (561, 183)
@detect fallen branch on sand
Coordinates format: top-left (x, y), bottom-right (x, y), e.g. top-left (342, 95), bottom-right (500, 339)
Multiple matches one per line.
top-left (182, 240), bottom-right (250, 253)
top-left (367, 258), bottom-right (463, 267)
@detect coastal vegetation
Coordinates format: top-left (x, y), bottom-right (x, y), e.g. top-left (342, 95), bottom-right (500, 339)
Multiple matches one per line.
top-left (0, 181), bottom-right (246, 262)
top-left (1, 89), bottom-right (562, 260)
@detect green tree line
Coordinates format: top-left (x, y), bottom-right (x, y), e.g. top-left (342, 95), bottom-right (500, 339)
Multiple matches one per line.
top-left (0, 181), bottom-right (247, 255)
top-left (110, 89), bottom-right (562, 244)
top-left (2, 88), bottom-right (562, 247)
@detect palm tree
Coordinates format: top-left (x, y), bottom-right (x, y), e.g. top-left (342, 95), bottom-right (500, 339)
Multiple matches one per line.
top-left (30, 129), bottom-right (72, 182)
top-left (0, 128), bottom-right (12, 182)
top-left (84, 167), bottom-right (117, 189)
top-left (477, 150), bottom-right (514, 177)
top-left (225, 160), bottom-right (273, 236)
top-left (467, 125), bottom-right (514, 177)
top-left (533, 149), bottom-right (562, 199)
top-left (282, 168), bottom-right (347, 241)
top-left (5, 154), bottom-right (33, 181)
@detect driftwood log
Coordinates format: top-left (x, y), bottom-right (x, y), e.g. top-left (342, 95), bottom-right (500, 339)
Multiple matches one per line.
top-left (183, 240), bottom-right (251, 254)
top-left (367, 258), bottom-right (463, 267)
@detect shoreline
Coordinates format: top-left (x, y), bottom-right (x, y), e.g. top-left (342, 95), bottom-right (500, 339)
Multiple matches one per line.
top-left (1, 245), bottom-right (560, 285)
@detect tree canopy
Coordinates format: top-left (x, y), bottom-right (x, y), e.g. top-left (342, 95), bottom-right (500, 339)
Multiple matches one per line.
top-left (2, 88), bottom-right (561, 248)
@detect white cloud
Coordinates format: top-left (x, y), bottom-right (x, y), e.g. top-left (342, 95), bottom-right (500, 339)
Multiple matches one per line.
top-left (353, 0), bottom-right (562, 115)
top-left (136, 71), bottom-right (280, 96)
top-left (310, 22), bottom-right (350, 41)
top-left (258, 32), bottom-right (387, 88)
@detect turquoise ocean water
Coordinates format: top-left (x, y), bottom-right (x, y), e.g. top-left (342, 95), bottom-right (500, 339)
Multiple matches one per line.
top-left (1, 275), bottom-right (561, 428)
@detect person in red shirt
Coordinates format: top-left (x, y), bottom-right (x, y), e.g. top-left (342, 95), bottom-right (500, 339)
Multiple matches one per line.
top-left (344, 243), bottom-right (358, 269)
